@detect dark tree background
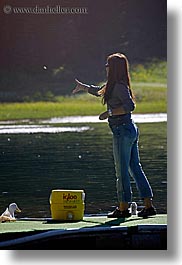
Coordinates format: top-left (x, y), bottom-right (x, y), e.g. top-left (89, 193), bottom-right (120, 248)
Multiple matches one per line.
top-left (0, 0), bottom-right (167, 101)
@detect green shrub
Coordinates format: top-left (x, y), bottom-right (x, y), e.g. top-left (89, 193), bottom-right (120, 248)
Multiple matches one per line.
top-left (130, 60), bottom-right (167, 83)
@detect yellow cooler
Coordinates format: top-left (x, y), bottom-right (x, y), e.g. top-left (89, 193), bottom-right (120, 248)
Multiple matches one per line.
top-left (50, 189), bottom-right (85, 221)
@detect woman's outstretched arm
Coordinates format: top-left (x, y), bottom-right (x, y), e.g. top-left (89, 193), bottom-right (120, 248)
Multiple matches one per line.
top-left (72, 79), bottom-right (90, 93)
top-left (72, 79), bottom-right (104, 97)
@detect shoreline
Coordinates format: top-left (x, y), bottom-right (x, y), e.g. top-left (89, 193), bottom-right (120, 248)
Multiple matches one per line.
top-left (0, 113), bottom-right (167, 134)
top-left (0, 113), bottom-right (167, 125)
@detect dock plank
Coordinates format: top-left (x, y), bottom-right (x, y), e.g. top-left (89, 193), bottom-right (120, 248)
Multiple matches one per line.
top-left (0, 214), bottom-right (167, 234)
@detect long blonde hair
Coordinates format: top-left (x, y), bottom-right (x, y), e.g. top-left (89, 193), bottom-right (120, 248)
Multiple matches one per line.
top-left (100, 53), bottom-right (135, 105)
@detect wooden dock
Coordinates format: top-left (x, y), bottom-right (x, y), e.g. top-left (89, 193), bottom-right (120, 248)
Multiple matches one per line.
top-left (0, 214), bottom-right (167, 250)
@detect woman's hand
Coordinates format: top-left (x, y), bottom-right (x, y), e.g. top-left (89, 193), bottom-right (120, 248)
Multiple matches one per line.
top-left (99, 111), bottom-right (109, 120)
top-left (72, 79), bottom-right (89, 94)
top-left (99, 106), bottom-right (127, 120)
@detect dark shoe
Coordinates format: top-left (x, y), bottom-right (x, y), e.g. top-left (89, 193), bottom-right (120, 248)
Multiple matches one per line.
top-left (107, 208), bottom-right (131, 218)
top-left (137, 206), bottom-right (157, 218)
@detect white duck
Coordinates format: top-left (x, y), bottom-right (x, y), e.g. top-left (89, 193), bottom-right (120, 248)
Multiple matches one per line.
top-left (130, 202), bottom-right (138, 215)
top-left (0, 203), bottom-right (21, 222)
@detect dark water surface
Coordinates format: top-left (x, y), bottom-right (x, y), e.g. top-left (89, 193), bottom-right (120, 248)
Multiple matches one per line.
top-left (0, 122), bottom-right (167, 217)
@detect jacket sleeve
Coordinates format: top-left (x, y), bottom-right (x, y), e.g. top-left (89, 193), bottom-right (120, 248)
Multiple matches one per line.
top-left (88, 85), bottom-right (102, 97)
top-left (117, 86), bottom-right (136, 112)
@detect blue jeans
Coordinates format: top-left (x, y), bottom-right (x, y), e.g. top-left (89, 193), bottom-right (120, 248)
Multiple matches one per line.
top-left (110, 121), bottom-right (153, 203)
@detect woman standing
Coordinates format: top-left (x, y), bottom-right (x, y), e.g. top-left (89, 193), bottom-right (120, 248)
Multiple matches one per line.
top-left (72, 53), bottom-right (156, 218)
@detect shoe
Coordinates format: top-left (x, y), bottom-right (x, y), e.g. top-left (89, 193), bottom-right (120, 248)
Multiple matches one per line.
top-left (107, 208), bottom-right (131, 218)
top-left (137, 206), bottom-right (157, 218)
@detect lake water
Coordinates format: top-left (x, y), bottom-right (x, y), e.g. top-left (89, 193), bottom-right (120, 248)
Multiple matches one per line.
top-left (0, 116), bottom-right (167, 218)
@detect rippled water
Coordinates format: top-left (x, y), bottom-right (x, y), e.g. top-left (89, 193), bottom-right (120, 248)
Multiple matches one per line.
top-left (0, 125), bottom-right (90, 134)
top-left (0, 122), bottom-right (167, 218)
